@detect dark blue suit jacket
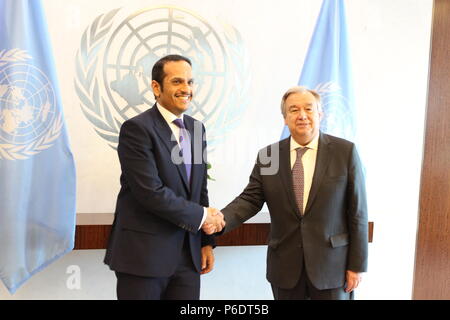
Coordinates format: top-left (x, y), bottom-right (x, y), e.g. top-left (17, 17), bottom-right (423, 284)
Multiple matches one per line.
top-left (104, 105), bottom-right (213, 277)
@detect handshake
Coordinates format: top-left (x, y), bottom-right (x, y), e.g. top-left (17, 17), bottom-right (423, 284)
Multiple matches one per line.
top-left (202, 207), bottom-right (226, 235)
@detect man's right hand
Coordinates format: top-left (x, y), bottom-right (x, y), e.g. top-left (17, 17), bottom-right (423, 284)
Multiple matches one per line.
top-left (202, 207), bottom-right (225, 235)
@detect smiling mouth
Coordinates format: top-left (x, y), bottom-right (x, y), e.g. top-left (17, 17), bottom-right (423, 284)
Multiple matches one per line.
top-left (176, 95), bottom-right (192, 102)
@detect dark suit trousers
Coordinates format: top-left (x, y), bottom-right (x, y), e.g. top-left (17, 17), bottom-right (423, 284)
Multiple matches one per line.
top-left (271, 259), bottom-right (353, 300)
top-left (115, 234), bottom-right (200, 300)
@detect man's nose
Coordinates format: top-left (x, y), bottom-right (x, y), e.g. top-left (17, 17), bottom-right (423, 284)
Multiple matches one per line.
top-left (181, 81), bottom-right (192, 92)
top-left (297, 109), bottom-right (307, 119)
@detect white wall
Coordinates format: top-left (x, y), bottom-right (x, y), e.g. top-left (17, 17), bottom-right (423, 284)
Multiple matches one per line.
top-left (0, 248), bottom-right (273, 300)
top-left (0, 0), bottom-right (433, 299)
top-left (346, 0), bottom-right (432, 299)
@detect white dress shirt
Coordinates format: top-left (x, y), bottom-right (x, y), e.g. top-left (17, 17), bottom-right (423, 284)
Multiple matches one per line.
top-left (289, 135), bottom-right (319, 213)
top-left (156, 103), bottom-right (207, 230)
top-left (156, 103), bottom-right (183, 145)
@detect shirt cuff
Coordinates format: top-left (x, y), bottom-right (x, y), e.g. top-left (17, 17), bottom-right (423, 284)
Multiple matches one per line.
top-left (198, 207), bottom-right (207, 230)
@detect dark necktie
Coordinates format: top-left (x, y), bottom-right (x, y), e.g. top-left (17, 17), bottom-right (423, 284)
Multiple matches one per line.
top-left (172, 118), bottom-right (191, 183)
top-left (292, 147), bottom-right (308, 215)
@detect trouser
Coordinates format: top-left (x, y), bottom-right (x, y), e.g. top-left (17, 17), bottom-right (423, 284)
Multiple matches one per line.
top-left (115, 236), bottom-right (200, 300)
top-left (271, 261), bottom-right (353, 300)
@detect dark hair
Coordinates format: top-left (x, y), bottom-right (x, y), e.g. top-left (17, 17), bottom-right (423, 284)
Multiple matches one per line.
top-left (152, 55), bottom-right (192, 90)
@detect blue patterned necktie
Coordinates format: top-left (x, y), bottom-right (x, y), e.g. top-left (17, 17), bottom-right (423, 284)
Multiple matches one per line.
top-left (173, 118), bottom-right (192, 183)
top-left (292, 147), bottom-right (308, 215)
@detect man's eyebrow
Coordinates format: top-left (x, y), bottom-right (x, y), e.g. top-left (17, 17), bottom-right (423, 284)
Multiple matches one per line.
top-left (289, 103), bottom-right (313, 108)
top-left (170, 77), bottom-right (194, 82)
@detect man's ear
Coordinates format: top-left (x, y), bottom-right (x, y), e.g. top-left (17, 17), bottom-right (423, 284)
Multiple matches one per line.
top-left (151, 80), bottom-right (161, 98)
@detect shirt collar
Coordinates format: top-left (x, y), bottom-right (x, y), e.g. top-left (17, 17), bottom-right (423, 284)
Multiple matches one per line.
top-left (290, 134), bottom-right (319, 152)
top-left (156, 102), bottom-right (184, 125)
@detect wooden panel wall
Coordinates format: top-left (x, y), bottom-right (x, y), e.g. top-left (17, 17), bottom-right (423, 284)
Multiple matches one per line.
top-left (74, 222), bottom-right (272, 249)
top-left (74, 213), bottom-right (373, 249)
top-left (412, 0), bottom-right (450, 300)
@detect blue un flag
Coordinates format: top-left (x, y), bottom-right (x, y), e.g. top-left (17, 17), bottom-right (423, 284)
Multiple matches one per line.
top-left (281, 0), bottom-right (357, 141)
top-left (0, 0), bottom-right (76, 294)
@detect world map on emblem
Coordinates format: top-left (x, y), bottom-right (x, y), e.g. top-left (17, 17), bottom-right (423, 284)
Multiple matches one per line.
top-left (104, 7), bottom-right (228, 122)
top-left (0, 63), bottom-right (56, 145)
top-left (75, 6), bottom-right (250, 149)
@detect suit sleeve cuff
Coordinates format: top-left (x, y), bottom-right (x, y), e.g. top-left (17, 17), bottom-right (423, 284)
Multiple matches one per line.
top-left (198, 207), bottom-right (207, 230)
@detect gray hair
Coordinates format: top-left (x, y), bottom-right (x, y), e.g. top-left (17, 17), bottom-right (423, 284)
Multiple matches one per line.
top-left (280, 86), bottom-right (322, 118)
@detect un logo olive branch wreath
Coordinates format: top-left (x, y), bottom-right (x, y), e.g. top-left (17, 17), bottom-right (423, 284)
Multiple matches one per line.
top-left (0, 49), bottom-right (62, 160)
top-left (206, 23), bottom-right (251, 149)
top-left (0, 49), bottom-right (31, 67)
top-left (74, 8), bottom-right (122, 150)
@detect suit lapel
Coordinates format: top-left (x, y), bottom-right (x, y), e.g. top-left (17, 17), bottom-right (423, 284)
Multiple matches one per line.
top-left (304, 132), bottom-right (331, 214)
top-left (184, 116), bottom-right (198, 192)
top-left (277, 138), bottom-right (302, 220)
top-left (152, 106), bottom-right (190, 191)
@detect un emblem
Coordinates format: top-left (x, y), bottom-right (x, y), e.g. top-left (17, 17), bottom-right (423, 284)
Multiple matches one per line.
top-left (75, 6), bottom-right (250, 150)
top-left (0, 49), bottom-right (62, 160)
top-left (315, 82), bottom-right (356, 142)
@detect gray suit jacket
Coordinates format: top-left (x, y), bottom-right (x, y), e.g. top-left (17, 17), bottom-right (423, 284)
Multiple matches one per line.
top-left (221, 132), bottom-right (368, 290)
